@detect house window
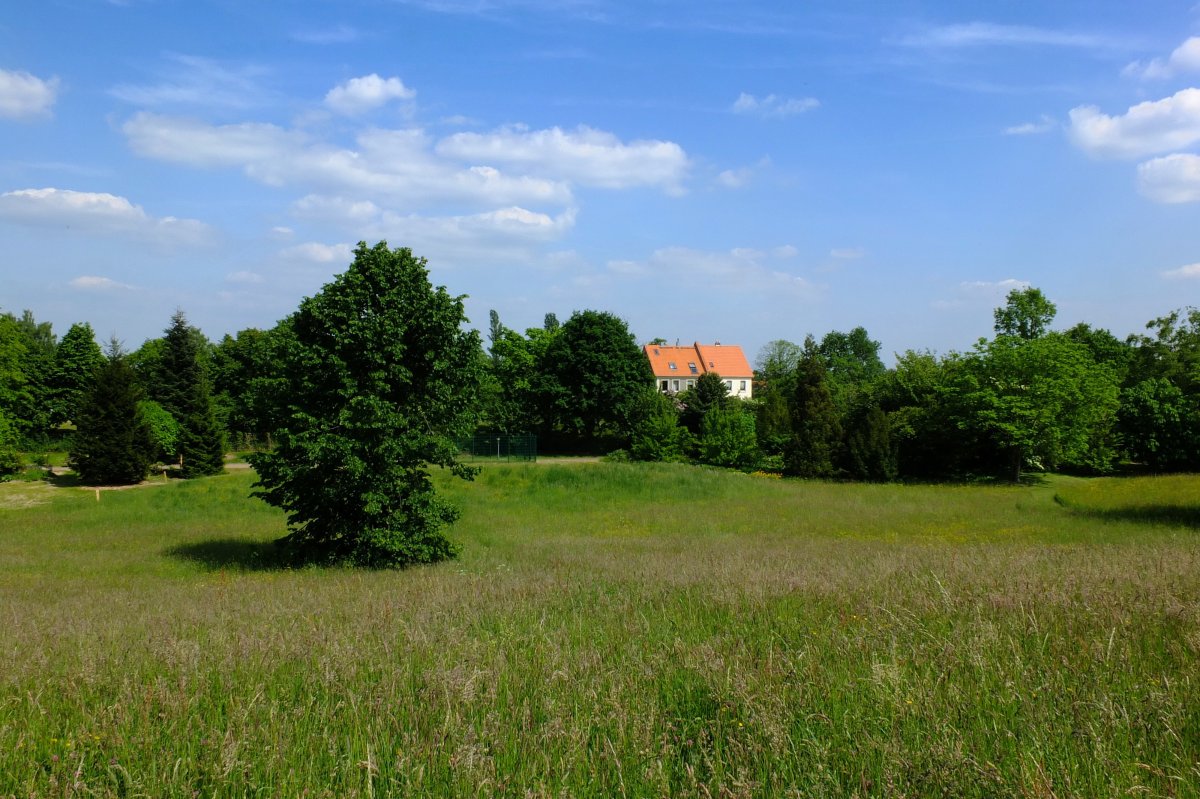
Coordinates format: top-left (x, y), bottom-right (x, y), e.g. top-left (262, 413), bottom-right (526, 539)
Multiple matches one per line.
top-left (688, 362), bottom-right (698, 374)
top-left (687, 380), bottom-right (695, 388)
top-left (740, 380), bottom-right (747, 392)
top-left (673, 379), bottom-right (680, 391)
top-left (668, 362), bottom-right (677, 370)
top-left (725, 380), bottom-right (732, 391)
top-left (660, 380), bottom-right (668, 391)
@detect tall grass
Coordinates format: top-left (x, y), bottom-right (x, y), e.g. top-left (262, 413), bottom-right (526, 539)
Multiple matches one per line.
top-left (1, 464), bottom-right (1198, 797)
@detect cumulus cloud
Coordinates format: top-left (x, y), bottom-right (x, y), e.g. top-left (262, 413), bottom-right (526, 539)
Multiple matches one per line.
top-left (1067, 89), bottom-right (1200, 159)
top-left (1124, 36), bottom-right (1200, 80)
top-left (69, 275), bottom-right (135, 291)
top-left (436, 125), bottom-right (689, 192)
top-left (1004, 115), bottom-right (1055, 135)
top-left (731, 92), bottom-right (819, 119)
top-left (324, 74), bottom-right (415, 115)
top-left (1161, 262), bottom-right (1200, 279)
top-left (0, 188), bottom-right (210, 244)
top-left (0, 69), bottom-right (59, 119)
top-left (123, 113), bottom-right (571, 207)
top-left (1138, 153), bottom-right (1200, 203)
top-left (289, 195), bottom-right (577, 262)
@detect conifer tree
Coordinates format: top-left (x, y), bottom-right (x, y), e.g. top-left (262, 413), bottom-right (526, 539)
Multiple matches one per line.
top-left (159, 311), bottom-right (225, 477)
top-left (785, 336), bottom-right (842, 478)
top-left (70, 342), bottom-right (153, 485)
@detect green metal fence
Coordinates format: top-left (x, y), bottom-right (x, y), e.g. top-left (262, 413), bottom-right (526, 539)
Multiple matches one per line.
top-left (457, 434), bottom-right (537, 462)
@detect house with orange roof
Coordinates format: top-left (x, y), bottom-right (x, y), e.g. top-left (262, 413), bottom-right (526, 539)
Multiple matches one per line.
top-left (643, 342), bottom-right (754, 399)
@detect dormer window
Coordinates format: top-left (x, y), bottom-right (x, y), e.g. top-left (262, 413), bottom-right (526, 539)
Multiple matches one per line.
top-left (688, 362), bottom-right (698, 374)
top-left (668, 362), bottom-right (677, 370)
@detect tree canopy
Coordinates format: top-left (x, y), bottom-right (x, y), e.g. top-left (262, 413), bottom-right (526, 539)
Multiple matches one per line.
top-left (250, 242), bottom-right (484, 568)
top-left (540, 310), bottom-right (652, 444)
top-left (994, 287), bottom-right (1057, 340)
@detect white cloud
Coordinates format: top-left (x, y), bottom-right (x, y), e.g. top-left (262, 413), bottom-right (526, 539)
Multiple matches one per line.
top-left (1068, 89), bottom-right (1200, 159)
top-left (289, 195), bottom-right (577, 262)
top-left (717, 167), bottom-right (753, 188)
top-left (773, 245), bottom-right (799, 259)
top-left (0, 69), bottom-right (59, 119)
top-left (1161, 262), bottom-right (1200, 279)
top-left (324, 74), bottom-right (415, 115)
top-left (436, 125), bottom-right (689, 191)
top-left (69, 275), bottom-right (135, 291)
top-left (932, 279), bottom-right (1031, 311)
top-left (226, 270), bottom-right (265, 283)
top-left (715, 157), bottom-right (771, 189)
top-left (960, 278), bottom-right (1029, 295)
top-left (1003, 115), bottom-right (1055, 135)
top-left (1138, 153), bottom-right (1200, 203)
top-left (291, 24), bottom-right (360, 45)
top-left (123, 113), bottom-right (571, 208)
top-left (0, 188), bottom-right (210, 244)
top-left (731, 92), bottom-right (819, 119)
top-left (1124, 36), bottom-right (1200, 80)
top-left (281, 241), bottom-right (355, 264)
top-left (605, 246), bottom-right (814, 297)
top-left (109, 55), bottom-right (266, 109)
top-left (830, 247), bottom-right (865, 260)
top-left (900, 22), bottom-right (1117, 50)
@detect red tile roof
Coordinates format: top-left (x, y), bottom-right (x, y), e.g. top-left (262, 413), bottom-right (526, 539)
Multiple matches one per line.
top-left (694, 343), bottom-right (753, 378)
top-left (643, 343), bottom-right (752, 379)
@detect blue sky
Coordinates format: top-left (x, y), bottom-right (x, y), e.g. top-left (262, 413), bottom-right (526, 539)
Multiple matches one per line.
top-left (1, 0), bottom-right (1198, 363)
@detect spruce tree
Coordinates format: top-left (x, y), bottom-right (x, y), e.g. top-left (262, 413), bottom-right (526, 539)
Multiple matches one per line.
top-left (70, 343), bottom-right (153, 485)
top-left (159, 311), bottom-right (225, 477)
top-left (844, 403), bottom-right (897, 482)
top-left (785, 336), bottom-right (842, 478)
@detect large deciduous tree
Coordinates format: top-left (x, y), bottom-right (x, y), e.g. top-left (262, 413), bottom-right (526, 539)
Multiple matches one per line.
top-left (539, 310), bottom-right (651, 445)
top-left (250, 242), bottom-right (484, 568)
top-left (994, 287), bottom-right (1057, 340)
top-left (1, 309), bottom-right (54, 443)
top-left (48, 322), bottom-right (103, 426)
top-left (957, 333), bottom-right (1120, 480)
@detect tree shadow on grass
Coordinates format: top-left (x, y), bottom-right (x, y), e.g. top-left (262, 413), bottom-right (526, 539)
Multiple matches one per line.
top-left (164, 538), bottom-right (289, 571)
top-left (1063, 503), bottom-right (1200, 531)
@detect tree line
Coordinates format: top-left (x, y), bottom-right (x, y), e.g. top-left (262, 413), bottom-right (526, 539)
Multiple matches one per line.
top-left (1, 243), bottom-right (1196, 569)
top-left (1, 275), bottom-right (1197, 488)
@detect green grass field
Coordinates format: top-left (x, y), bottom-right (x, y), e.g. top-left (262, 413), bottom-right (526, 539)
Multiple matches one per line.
top-left (1, 464), bottom-right (1198, 797)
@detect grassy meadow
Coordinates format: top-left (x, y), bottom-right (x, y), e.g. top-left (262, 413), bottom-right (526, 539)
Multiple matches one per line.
top-left (1, 463), bottom-right (1198, 797)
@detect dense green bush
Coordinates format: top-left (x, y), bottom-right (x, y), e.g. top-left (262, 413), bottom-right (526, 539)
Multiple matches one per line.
top-left (698, 406), bottom-right (759, 469)
top-left (631, 392), bottom-right (692, 462)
